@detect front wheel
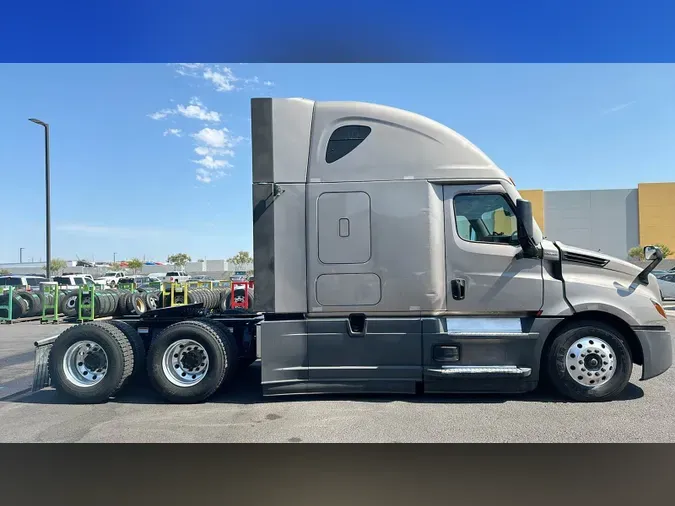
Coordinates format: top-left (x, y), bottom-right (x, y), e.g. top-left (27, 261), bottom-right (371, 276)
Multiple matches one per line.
top-left (546, 321), bottom-right (633, 402)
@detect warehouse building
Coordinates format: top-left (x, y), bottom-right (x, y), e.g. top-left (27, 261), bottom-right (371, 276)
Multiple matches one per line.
top-left (520, 182), bottom-right (675, 260)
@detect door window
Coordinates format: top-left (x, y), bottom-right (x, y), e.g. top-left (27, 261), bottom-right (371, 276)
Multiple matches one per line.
top-left (454, 193), bottom-right (518, 245)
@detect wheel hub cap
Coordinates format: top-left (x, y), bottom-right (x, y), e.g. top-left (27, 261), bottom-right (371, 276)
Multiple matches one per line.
top-left (565, 337), bottom-right (616, 387)
top-left (162, 339), bottom-right (210, 387)
top-left (63, 340), bottom-right (109, 387)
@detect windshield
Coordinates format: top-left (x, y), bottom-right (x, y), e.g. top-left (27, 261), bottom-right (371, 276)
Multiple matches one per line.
top-left (74, 278), bottom-right (86, 285)
top-left (103, 272), bottom-right (118, 277)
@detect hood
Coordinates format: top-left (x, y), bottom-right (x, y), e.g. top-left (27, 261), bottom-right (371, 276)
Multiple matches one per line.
top-left (554, 242), bottom-right (642, 277)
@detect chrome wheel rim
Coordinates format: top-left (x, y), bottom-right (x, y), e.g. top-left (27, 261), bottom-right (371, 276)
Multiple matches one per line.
top-left (162, 339), bottom-right (210, 387)
top-left (63, 340), bottom-right (109, 387)
top-left (566, 337), bottom-right (616, 387)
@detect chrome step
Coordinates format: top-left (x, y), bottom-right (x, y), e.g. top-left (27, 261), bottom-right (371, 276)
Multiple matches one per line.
top-left (425, 365), bottom-right (532, 378)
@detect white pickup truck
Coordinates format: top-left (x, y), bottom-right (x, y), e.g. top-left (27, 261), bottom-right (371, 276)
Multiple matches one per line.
top-left (54, 274), bottom-right (105, 290)
top-left (93, 271), bottom-right (126, 288)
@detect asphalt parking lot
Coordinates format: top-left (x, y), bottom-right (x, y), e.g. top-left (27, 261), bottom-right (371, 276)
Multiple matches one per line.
top-left (0, 313), bottom-right (674, 443)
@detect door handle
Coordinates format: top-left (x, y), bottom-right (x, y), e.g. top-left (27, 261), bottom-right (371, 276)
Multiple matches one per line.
top-left (451, 279), bottom-right (466, 300)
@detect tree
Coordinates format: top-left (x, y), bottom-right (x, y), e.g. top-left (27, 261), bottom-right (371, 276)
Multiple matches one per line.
top-left (43, 258), bottom-right (67, 276)
top-left (0, 269), bottom-right (10, 276)
top-left (628, 244), bottom-right (672, 261)
top-left (655, 243), bottom-right (673, 258)
top-left (227, 251), bottom-right (252, 267)
top-left (127, 258), bottom-right (143, 274)
top-left (628, 246), bottom-right (644, 260)
top-left (167, 253), bottom-right (191, 268)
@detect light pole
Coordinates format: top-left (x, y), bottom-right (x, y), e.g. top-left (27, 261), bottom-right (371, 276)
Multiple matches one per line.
top-left (29, 118), bottom-right (51, 280)
top-left (113, 252), bottom-right (117, 264)
top-left (19, 247), bottom-right (25, 263)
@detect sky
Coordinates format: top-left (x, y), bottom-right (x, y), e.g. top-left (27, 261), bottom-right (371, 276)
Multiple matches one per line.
top-left (1, 63), bottom-right (674, 264)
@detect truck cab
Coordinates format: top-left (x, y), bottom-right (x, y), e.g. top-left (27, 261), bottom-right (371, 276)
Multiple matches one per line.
top-left (252, 97), bottom-right (672, 401)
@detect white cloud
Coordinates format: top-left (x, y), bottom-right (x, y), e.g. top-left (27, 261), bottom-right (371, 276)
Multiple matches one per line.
top-left (175, 63), bottom-right (204, 77)
top-left (193, 156), bottom-right (232, 170)
top-left (195, 167), bottom-right (226, 184)
top-left (176, 103), bottom-right (221, 122)
top-left (149, 109), bottom-right (172, 120)
top-left (195, 168), bottom-right (212, 183)
top-left (203, 67), bottom-right (237, 92)
top-left (191, 127), bottom-right (237, 148)
top-left (150, 97), bottom-right (221, 123)
top-left (172, 63), bottom-right (274, 94)
top-left (163, 128), bottom-right (182, 137)
top-left (194, 146), bottom-right (235, 157)
top-left (602, 101), bottom-right (636, 115)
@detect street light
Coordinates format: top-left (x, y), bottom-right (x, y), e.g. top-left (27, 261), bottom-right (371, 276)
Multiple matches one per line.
top-left (29, 118), bottom-right (51, 280)
top-left (19, 247), bottom-right (25, 263)
top-left (113, 252), bottom-right (117, 264)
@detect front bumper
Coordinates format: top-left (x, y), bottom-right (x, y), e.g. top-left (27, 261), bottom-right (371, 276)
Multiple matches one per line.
top-left (633, 327), bottom-right (673, 380)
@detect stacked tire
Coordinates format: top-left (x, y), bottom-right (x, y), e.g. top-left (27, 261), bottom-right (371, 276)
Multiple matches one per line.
top-left (60, 289), bottom-right (121, 319)
top-left (48, 318), bottom-right (239, 404)
top-left (0, 289), bottom-right (64, 320)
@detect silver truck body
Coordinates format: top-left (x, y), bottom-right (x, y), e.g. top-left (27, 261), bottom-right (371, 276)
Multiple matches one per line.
top-left (251, 97), bottom-right (672, 396)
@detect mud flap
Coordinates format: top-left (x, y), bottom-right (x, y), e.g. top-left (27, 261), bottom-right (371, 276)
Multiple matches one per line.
top-left (32, 336), bottom-right (57, 392)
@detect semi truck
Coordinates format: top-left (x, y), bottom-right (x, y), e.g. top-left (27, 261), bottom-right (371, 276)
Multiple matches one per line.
top-left (30, 97), bottom-right (672, 404)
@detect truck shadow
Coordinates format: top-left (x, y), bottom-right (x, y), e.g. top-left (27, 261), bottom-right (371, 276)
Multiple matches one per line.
top-left (13, 361), bottom-right (645, 406)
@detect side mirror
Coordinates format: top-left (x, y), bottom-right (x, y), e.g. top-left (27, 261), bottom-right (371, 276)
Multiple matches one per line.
top-left (515, 199), bottom-right (535, 251)
top-left (644, 246), bottom-right (663, 261)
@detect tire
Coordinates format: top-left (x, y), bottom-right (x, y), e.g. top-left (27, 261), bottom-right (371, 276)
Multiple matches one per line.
top-left (107, 320), bottom-right (146, 380)
top-left (546, 321), bottom-right (633, 402)
top-left (61, 291), bottom-right (79, 318)
top-left (218, 290), bottom-right (229, 312)
top-left (0, 293), bottom-right (29, 319)
top-left (146, 319), bottom-right (237, 403)
top-left (95, 293), bottom-right (108, 317)
top-left (143, 291), bottom-right (159, 311)
top-left (16, 291), bottom-right (42, 317)
top-left (129, 293), bottom-right (147, 315)
top-left (118, 292), bottom-right (132, 315)
top-left (48, 321), bottom-right (134, 403)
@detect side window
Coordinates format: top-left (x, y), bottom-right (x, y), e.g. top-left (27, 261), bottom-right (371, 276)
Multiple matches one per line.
top-left (454, 193), bottom-right (518, 245)
top-left (325, 125), bottom-right (372, 164)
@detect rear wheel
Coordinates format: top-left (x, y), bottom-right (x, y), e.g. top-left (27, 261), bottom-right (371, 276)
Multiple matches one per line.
top-left (546, 321), bottom-right (633, 402)
top-left (48, 322), bottom-right (134, 403)
top-left (107, 319), bottom-right (146, 380)
top-left (147, 320), bottom-right (237, 403)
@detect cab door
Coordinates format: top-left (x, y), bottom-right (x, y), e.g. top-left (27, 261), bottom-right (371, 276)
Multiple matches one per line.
top-left (443, 184), bottom-right (544, 314)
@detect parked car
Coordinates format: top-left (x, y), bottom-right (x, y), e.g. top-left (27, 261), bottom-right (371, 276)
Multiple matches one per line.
top-left (0, 275), bottom-right (48, 291)
top-left (191, 275), bottom-right (214, 281)
top-left (656, 273), bottom-right (675, 300)
top-left (53, 275), bottom-right (104, 290)
top-left (94, 271), bottom-right (126, 288)
top-left (164, 271), bottom-right (190, 283)
top-left (147, 272), bottom-right (167, 280)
